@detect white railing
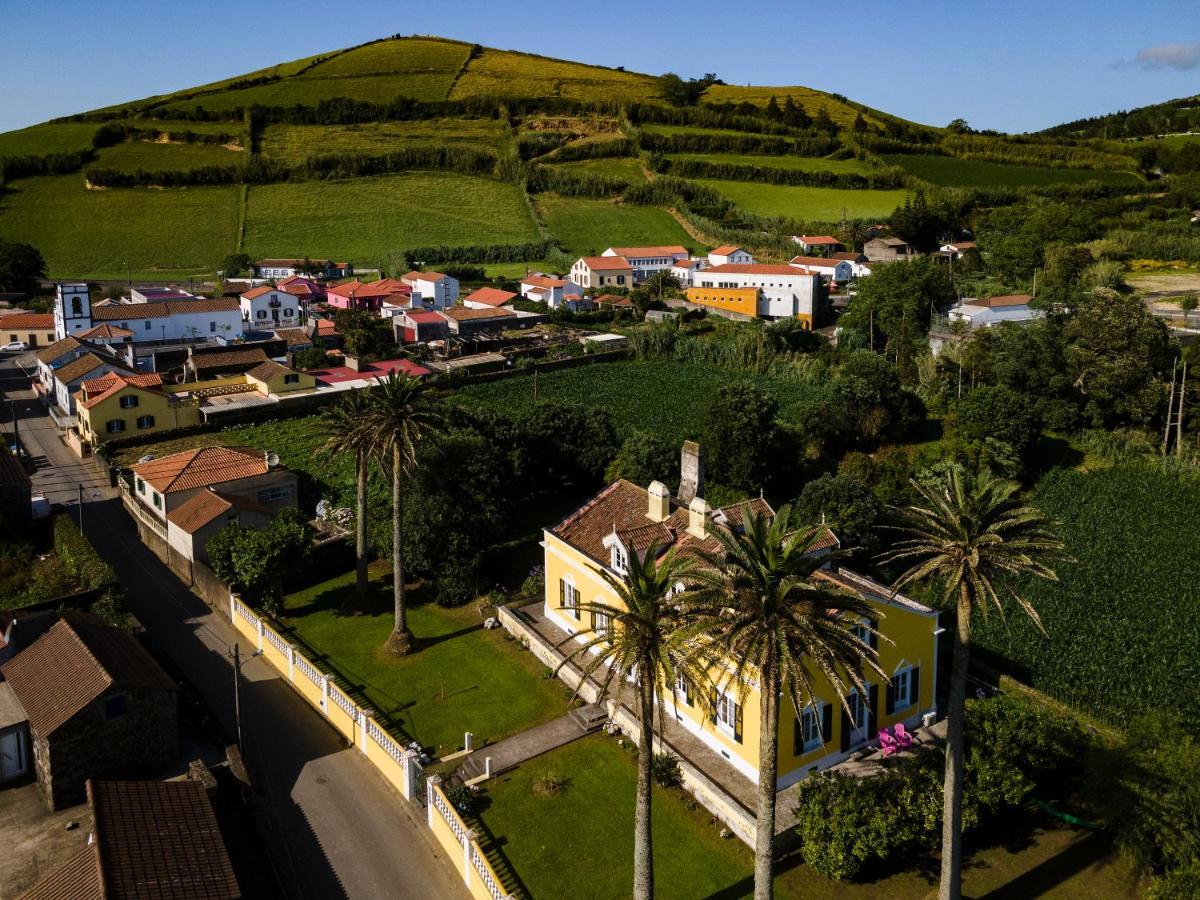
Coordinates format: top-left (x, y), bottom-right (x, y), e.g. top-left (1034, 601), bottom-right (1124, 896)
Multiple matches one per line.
top-left (472, 845), bottom-right (505, 900)
top-left (263, 626), bottom-right (288, 655)
top-left (329, 682), bottom-right (356, 718)
top-left (367, 719), bottom-right (405, 764)
top-left (433, 786), bottom-right (468, 844)
top-left (119, 483), bottom-right (168, 538)
top-left (232, 598), bottom-right (259, 628)
top-left (294, 653), bottom-right (320, 685)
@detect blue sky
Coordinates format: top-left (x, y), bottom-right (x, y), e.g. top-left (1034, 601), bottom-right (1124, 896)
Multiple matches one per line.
top-left (2, 0), bottom-right (1198, 134)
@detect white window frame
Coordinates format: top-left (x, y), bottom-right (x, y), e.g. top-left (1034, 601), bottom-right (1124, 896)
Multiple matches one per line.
top-left (592, 608), bottom-right (611, 638)
top-left (562, 577), bottom-right (580, 619)
top-left (851, 620), bottom-right (871, 646)
top-left (716, 692), bottom-right (738, 737)
top-left (799, 703), bottom-right (824, 753)
top-left (892, 665), bottom-right (914, 711)
top-left (611, 542), bottom-right (628, 575)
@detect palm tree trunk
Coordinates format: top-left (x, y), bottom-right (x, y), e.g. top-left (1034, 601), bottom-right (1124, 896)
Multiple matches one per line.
top-left (355, 453), bottom-right (368, 599)
top-left (939, 587), bottom-right (972, 900)
top-left (754, 664), bottom-right (780, 900)
top-left (387, 443), bottom-right (411, 655)
top-left (632, 676), bottom-right (655, 900)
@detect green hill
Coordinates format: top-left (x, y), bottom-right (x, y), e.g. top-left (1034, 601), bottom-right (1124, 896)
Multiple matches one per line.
top-left (0, 34), bottom-right (1148, 280)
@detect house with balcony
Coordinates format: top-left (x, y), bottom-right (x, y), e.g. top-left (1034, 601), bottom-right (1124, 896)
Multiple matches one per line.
top-left (570, 256), bottom-right (632, 291)
top-left (792, 235), bottom-right (844, 255)
top-left (240, 286), bottom-right (301, 329)
top-left (602, 246), bottom-right (689, 283)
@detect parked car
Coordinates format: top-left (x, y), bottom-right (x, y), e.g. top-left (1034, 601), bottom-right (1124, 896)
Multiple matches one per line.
top-left (1, 340), bottom-right (28, 352)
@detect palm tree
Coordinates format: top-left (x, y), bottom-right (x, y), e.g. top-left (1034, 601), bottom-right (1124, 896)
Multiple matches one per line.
top-left (359, 372), bottom-right (444, 655)
top-left (880, 467), bottom-right (1067, 900)
top-left (318, 390), bottom-right (374, 604)
top-left (556, 544), bottom-right (705, 900)
top-left (688, 504), bottom-right (887, 900)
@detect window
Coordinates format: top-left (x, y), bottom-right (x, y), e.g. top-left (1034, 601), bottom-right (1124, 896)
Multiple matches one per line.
top-left (152, 492), bottom-right (162, 510)
top-left (136, 415), bottom-right (155, 429)
top-left (283, 373), bottom-right (299, 384)
top-left (136, 477), bottom-right (145, 494)
top-left (617, 275), bottom-right (626, 285)
top-left (674, 673), bottom-right (693, 706)
top-left (611, 543), bottom-right (628, 574)
top-left (104, 694), bottom-right (127, 720)
top-left (851, 620), bottom-right (872, 647)
top-left (256, 484), bottom-right (293, 503)
top-left (716, 692), bottom-right (741, 741)
top-left (209, 321), bottom-right (217, 332)
top-left (591, 609), bottom-right (611, 638)
top-left (144, 320), bottom-right (151, 330)
top-left (888, 666), bottom-right (920, 715)
top-left (796, 704), bottom-right (824, 754)
top-left (559, 578), bottom-right (580, 619)
top-left (284, 308), bottom-right (294, 317)
top-left (119, 395), bottom-right (138, 409)
top-left (105, 419), bottom-right (125, 434)
top-left (71, 297), bottom-right (82, 317)
top-left (257, 309), bottom-right (267, 319)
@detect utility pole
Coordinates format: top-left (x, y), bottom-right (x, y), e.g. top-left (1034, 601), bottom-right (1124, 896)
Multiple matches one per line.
top-left (231, 643), bottom-right (244, 752)
top-left (1163, 358), bottom-right (1177, 456)
top-left (1177, 361), bottom-right (1188, 456)
top-left (77, 483), bottom-right (84, 533)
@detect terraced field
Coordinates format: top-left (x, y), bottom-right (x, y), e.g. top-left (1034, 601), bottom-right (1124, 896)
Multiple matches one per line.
top-left (261, 119), bottom-right (509, 164)
top-left (696, 179), bottom-right (909, 221)
top-left (669, 152), bottom-right (875, 174)
top-left (300, 37), bottom-right (470, 79)
top-left (94, 141), bottom-right (244, 171)
top-left (0, 174), bottom-right (238, 278)
top-left (701, 84), bottom-right (887, 127)
top-left (162, 73), bottom-right (452, 111)
top-left (0, 122), bottom-right (100, 157)
top-left (450, 49), bottom-right (660, 103)
top-left (544, 157), bottom-right (645, 181)
top-left (884, 154), bottom-right (1139, 188)
top-left (244, 172), bottom-right (539, 262)
top-left (535, 196), bottom-right (696, 256)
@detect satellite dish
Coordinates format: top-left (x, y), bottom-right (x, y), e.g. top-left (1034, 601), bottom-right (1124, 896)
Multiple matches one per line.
top-left (265, 452), bottom-right (280, 467)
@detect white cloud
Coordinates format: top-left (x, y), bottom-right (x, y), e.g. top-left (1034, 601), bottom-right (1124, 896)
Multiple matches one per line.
top-left (1134, 42), bottom-right (1200, 71)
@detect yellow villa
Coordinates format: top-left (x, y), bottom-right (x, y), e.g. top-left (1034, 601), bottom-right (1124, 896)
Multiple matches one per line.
top-left (541, 444), bottom-right (940, 789)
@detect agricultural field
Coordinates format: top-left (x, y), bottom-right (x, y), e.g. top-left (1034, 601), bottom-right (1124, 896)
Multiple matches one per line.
top-left (669, 152), bottom-right (875, 175)
top-left (641, 123), bottom-right (765, 138)
top-left (884, 154), bottom-right (1140, 188)
top-left (696, 178), bottom-right (909, 222)
top-left (116, 118), bottom-right (246, 137)
top-left (450, 49), bottom-right (660, 103)
top-left (301, 37), bottom-right (470, 79)
top-left (536, 196), bottom-right (696, 257)
top-left (544, 156), bottom-right (645, 181)
top-left (0, 121), bottom-right (101, 157)
top-left (244, 172), bottom-right (539, 263)
top-left (700, 84), bottom-right (887, 128)
top-left (0, 174), bottom-right (238, 279)
top-left (260, 119), bottom-right (509, 165)
top-left (482, 260), bottom-right (555, 279)
top-left (451, 359), bottom-right (825, 448)
top-left (162, 72), bottom-right (453, 112)
top-left (93, 141), bottom-right (244, 171)
top-left (973, 464), bottom-right (1200, 727)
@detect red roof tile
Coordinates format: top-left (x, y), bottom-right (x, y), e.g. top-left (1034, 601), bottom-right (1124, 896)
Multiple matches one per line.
top-left (579, 256), bottom-right (631, 271)
top-left (606, 246), bottom-right (688, 258)
top-left (0, 312), bottom-right (53, 329)
top-left (131, 446), bottom-right (269, 493)
top-left (166, 487), bottom-right (271, 534)
top-left (464, 287), bottom-right (518, 307)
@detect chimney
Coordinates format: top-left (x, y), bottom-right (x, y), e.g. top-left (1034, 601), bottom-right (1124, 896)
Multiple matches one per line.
top-left (647, 481), bottom-right (670, 522)
top-left (344, 355), bottom-right (361, 372)
top-left (678, 440), bottom-right (705, 503)
top-left (687, 496), bottom-right (709, 539)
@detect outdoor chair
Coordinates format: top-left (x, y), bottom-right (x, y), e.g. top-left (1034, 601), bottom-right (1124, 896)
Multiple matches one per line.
top-left (878, 728), bottom-right (898, 757)
top-left (894, 722), bottom-right (915, 749)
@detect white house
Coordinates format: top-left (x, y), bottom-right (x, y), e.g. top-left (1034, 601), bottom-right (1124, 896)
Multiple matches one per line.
top-left (34, 337), bottom-right (135, 417)
top-left (602, 246), bottom-right (689, 283)
top-left (570, 257), bottom-right (633, 291)
top-left (947, 294), bottom-right (1042, 328)
top-left (53, 283), bottom-right (243, 344)
top-left (707, 245), bottom-right (754, 267)
top-left (792, 235), bottom-right (843, 254)
top-left (400, 271), bottom-right (458, 309)
top-left (833, 252), bottom-right (872, 278)
top-left (692, 263), bottom-right (824, 323)
top-left (788, 256), bottom-right (855, 283)
top-left (939, 241), bottom-right (978, 260)
top-left (240, 286), bottom-right (300, 330)
top-left (520, 273), bottom-right (567, 308)
top-left (669, 258), bottom-right (706, 287)
top-left (462, 287), bottom-right (518, 310)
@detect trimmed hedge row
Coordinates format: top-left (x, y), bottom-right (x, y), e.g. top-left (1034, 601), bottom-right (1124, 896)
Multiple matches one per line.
top-left (658, 157), bottom-right (907, 189)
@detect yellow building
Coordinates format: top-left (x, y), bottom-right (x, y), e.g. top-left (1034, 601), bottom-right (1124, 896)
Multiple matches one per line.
top-left (542, 454), bottom-right (940, 788)
top-left (244, 359), bottom-right (316, 394)
top-left (76, 372), bottom-right (201, 452)
top-left (0, 312), bottom-right (56, 349)
top-left (685, 286), bottom-right (760, 319)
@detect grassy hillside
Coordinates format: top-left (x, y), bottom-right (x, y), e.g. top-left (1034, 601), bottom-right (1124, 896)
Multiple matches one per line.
top-left (697, 179), bottom-right (909, 222)
top-left (883, 154), bottom-right (1140, 188)
top-left (535, 196), bottom-right (696, 257)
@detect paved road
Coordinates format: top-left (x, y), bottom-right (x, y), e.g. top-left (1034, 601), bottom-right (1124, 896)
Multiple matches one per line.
top-left (0, 357), bottom-right (468, 900)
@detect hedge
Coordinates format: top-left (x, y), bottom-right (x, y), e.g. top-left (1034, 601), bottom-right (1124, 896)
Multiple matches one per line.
top-left (52, 513), bottom-right (117, 590)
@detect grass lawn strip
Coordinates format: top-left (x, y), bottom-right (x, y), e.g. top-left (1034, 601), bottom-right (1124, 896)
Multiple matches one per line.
top-left (695, 178), bottom-right (909, 221)
top-left (535, 196), bottom-right (698, 256)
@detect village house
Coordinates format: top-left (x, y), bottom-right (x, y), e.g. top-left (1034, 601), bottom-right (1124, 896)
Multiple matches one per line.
top-left (74, 371), bottom-right (197, 453)
top-left (53, 283), bottom-right (243, 344)
top-left (240, 286), bottom-right (300, 329)
top-left (602, 246), bottom-right (690, 283)
top-left (324, 280), bottom-right (394, 314)
top-left (947, 294), bottom-right (1041, 328)
top-left (832, 251), bottom-right (872, 277)
top-left (0, 312), bottom-right (55, 349)
top-left (253, 258), bottom-right (352, 280)
top-left (25, 778), bottom-right (240, 898)
top-left (707, 245), bottom-right (754, 266)
top-left (669, 258), bottom-right (706, 287)
top-left (277, 274), bottom-right (326, 304)
top-left (166, 486), bottom-right (274, 565)
top-left (34, 337), bottom-right (136, 417)
top-left (939, 241), bottom-right (978, 260)
top-left (463, 287), bottom-right (518, 310)
top-left (539, 443), bottom-right (939, 792)
top-left (0, 614), bottom-right (178, 810)
top-left (792, 235), bottom-right (844, 254)
top-left (520, 272), bottom-right (567, 307)
top-left (401, 271), bottom-right (459, 309)
top-left (863, 236), bottom-right (916, 262)
top-left (571, 256), bottom-right (633, 290)
top-left (688, 263), bottom-right (827, 326)
top-left (394, 309), bottom-right (452, 344)
top-left (788, 255), bottom-right (855, 283)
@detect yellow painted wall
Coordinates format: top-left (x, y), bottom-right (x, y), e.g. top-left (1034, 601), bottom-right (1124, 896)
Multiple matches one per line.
top-left (163, 375), bottom-right (247, 394)
top-left (686, 287), bottom-right (759, 318)
top-left (0, 324), bottom-right (55, 347)
top-left (247, 368), bottom-right (316, 395)
top-left (544, 531), bottom-right (938, 783)
top-left (78, 385), bottom-right (200, 444)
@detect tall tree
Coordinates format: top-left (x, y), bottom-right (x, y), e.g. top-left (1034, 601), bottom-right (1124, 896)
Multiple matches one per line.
top-left (318, 390), bottom-right (375, 603)
top-left (688, 505), bottom-right (886, 899)
top-left (360, 373), bottom-right (444, 654)
top-left (558, 545), bottom-right (704, 900)
top-left (0, 240), bottom-right (47, 294)
top-left (880, 467), bottom-right (1067, 900)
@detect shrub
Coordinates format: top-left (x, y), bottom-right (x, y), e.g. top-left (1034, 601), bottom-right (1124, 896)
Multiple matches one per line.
top-left (520, 565), bottom-right (545, 599)
top-left (532, 770), bottom-right (567, 796)
top-left (52, 514), bottom-right (117, 590)
top-left (445, 784), bottom-right (481, 814)
top-left (956, 384), bottom-right (1041, 463)
top-left (651, 752), bottom-right (683, 788)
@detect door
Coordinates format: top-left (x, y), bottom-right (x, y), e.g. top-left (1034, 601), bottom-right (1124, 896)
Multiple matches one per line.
top-left (847, 690), bottom-right (870, 748)
top-left (0, 729), bottom-right (28, 781)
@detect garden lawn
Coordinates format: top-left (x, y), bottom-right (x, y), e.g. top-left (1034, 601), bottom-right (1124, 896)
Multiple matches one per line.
top-left (261, 119), bottom-right (509, 165)
top-left (536, 196), bottom-right (696, 256)
top-left (244, 172), bottom-right (539, 263)
top-left (669, 152), bottom-right (874, 175)
top-left (282, 566), bottom-right (568, 754)
top-left (450, 49), bottom-right (660, 103)
top-left (545, 157), bottom-right (646, 181)
top-left (973, 464), bottom-right (1200, 727)
top-left (94, 141), bottom-right (244, 171)
top-left (0, 174), bottom-right (238, 279)
top-left (883, 154), bottom-right (1140, 188)
top-left (0, 122), bottom-right (102, 157)
top-left (696, 179), bottom-right (908, 221)
top-left (476, 735), bottom-right (1138, 900)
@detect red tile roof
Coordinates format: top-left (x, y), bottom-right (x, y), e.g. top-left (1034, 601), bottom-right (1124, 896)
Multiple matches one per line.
top-left (0, 312), bottom-right (53, 329)
top-left (522, 274), bottom-right (567, 289)
top-left (796, 235), bottom-right (841, 245)
top-left (710, 245), bottom-right (743, 256)
top-left (404, 310), bottom-right (447, 324)
top-left (80, 372), bottom-right (165, 410)
top-left (314, 318), bottom-right (339, 336)
top-left (131, 446), bottom-right (269, 493)
top-left (579, 256), bottom-right (631, 271)
top-left (22, 844), bottom-right (102, 900)
top-left (88, 780), bottom-right (241, 899)
top-left (240, 285), bottom-right (276, 300)
top-left (594, 294), bottom-right (633, 307)
top-left (704, 263), bottom-right (816, 276)
top-left (0, 614), bottom-right (175, 737)
top-left (402, 271), bottom-right (450, 282)
top-left (91, 298), bottom-right (240, 321)
top-left (166, 487), bottom-right (271, 534)
top-left (442, 306), bottom-right (516, 322)
top-left (464, 287), bottom-right (517, 307)
top-left (310, 357), bottom-right (431, 384)
top-left (606, 246), bottom-right (688, 258)
top-left (77, 324), bottom-right (134, 340)
top-left (788, 255), bottom-right (843, 269)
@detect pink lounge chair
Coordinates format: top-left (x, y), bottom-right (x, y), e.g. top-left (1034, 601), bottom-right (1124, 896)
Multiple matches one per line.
top-left (878, 729), bottom-right (898, 757)
top-left (893, 723), bottom-right (915, 749)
